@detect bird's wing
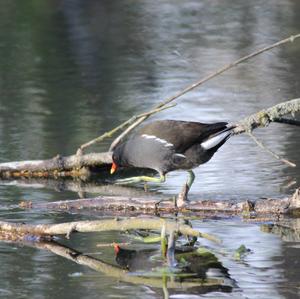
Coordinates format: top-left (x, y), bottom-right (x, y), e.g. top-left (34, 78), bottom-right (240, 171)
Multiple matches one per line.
top-left (138, 120), bottom-right (228, 152)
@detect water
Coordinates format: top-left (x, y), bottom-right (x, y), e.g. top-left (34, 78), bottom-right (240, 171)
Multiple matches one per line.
top-left (0, 0), bottom-right (300, 298)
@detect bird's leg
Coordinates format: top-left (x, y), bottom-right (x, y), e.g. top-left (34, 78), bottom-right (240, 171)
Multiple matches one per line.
top-left (115, 174), bottom-right (166, 185)
top-left (177, 170), bottom-right (195, 207)
top-left (186, 170), bottom-right (195, 189)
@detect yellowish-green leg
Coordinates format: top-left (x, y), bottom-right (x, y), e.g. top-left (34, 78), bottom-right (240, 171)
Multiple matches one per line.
top-left (186, 170), bottom-right (195, 189)
top-left (115, 174), bottom-right (166, 185)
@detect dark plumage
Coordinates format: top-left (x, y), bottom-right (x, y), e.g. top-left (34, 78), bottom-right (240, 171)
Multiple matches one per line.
top-left (112, 120), bottom-right (234, 177)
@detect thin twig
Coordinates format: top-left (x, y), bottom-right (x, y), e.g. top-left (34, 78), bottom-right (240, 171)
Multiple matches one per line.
top-left (109, 34), bottom-right (300, 150)
top-left (81, 34), bottom-right (300, 153)
top-left (109, 117), bottom-right (148, 151)
top-left (77, 104), bottom-right (176, 154)
top-left (248, 132), bottom-right (296, 167)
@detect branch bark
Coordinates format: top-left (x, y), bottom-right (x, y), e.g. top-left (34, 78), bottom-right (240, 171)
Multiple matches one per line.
top-left (0, 217), bottom-right (218, 243)
top-left (19, 188), bottom-right (300, 218)
top-left (0, 152), bottom-right (112, 178)
top-left (233, 98), bottom-right (300, 134)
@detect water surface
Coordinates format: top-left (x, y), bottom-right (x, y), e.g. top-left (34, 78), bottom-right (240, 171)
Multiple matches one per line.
top-left (0, 1), bottom-right (300, 298)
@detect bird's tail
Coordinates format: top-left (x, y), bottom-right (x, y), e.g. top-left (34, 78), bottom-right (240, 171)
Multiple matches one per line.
top-left (201, 123), bottom-right (235, 150)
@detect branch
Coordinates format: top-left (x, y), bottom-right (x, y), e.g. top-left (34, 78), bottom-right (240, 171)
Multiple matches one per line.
top-left (0, 98), bottom-right (298, 178)
top-left (19, 187), bottom-right (300, 217)
top-left (77, 104), bottom-right (176, 154)
top-left (0, 33), bottom-right (299, 178)
top-left (247, 132), bottom-right (296, 167)
top-left (233, 98), bottom-right (300, 134)
top-left (0, 217), bottom-right (218, 243)
top-left (0, 152), bottom-right (112, 178)
top-left (83, 33), bottom-right (300, 152)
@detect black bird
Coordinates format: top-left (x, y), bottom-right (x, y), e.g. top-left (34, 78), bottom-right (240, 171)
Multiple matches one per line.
top-left (113, 244), bottom-right (157, 271)
top-left (110, 120), bottom-right (235, 201)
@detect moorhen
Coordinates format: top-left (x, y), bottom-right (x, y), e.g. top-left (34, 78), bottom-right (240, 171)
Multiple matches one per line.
top-left (113, 243), bottom-right (157, 271)
top-left (110, 120), bottom-right (235, 202)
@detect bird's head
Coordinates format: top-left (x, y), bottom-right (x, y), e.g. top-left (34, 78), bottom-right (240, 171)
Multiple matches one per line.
top-left (110, 144), bottom-right (127, 174)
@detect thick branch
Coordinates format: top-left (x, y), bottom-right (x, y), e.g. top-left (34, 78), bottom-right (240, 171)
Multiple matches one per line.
top-left (233, 98), bottom-right (300, 134)
top-left (19, 188), bottom-right (300, 217)
top-left (0, 152), bottom-right (112, 178)
top-left (0, 217), bottom-right (218, 243)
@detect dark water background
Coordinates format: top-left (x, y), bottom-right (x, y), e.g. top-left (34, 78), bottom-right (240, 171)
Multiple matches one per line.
top-left (0, 1), bottom-right (300, 298)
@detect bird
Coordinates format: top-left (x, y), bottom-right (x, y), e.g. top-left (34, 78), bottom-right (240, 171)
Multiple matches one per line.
top-left (113, 243), bottom-right (157, 271)
top-left (110, 120), bottom-right (235, 203)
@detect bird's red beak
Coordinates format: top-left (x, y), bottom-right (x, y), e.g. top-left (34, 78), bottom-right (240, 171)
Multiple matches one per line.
top-left (110, 161), bottom-right (117, 174)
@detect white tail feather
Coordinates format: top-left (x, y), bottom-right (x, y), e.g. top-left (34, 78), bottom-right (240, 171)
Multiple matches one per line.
top-left (201, 131), bottom-right (231, 150)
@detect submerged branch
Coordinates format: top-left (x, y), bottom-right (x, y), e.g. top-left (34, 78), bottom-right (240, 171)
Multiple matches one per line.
top-left (0, 239), bottom-right (224, 289)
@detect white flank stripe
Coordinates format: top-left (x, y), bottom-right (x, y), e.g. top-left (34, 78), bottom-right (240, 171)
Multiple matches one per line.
top-left (201, 131), bottom-right (231, 150)
top-left (141, 134), bottom-right (173, 148)
top-left (141, 134), bottom-right (156, 139)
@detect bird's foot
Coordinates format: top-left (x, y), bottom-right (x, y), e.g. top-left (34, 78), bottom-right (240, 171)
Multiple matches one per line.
top-left (115, 176), bottom-right (144, 185)
top-left (115, 175), bottom-right (166, 185)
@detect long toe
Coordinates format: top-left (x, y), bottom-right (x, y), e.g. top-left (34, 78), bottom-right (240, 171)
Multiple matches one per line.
top-left (115, 177), bottom-right (143, 185)
top-left (115, 175), bottom-right (165, 185)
